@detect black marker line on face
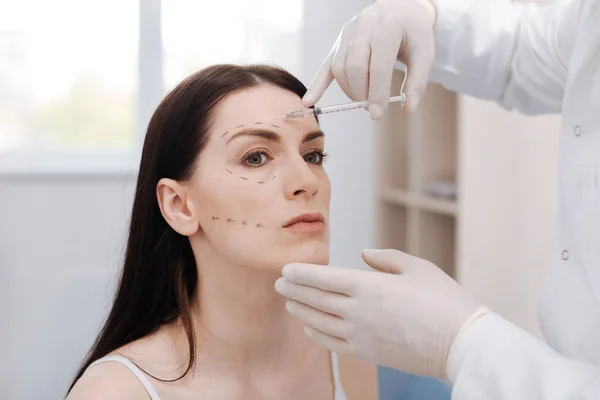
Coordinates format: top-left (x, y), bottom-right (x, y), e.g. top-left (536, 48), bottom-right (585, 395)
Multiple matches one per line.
top-left (211, 215), bottom-right (267, 228)
top-left (271, 124), bottom-right (280, 128)
top-left (221, 131), bottom-right (229, 138)
top-left (240, 176), bottom-right (248, 180)
top-left (225, 169), bottom-right (233, 174)
top-left (271, 175), bottom-right (276, 180)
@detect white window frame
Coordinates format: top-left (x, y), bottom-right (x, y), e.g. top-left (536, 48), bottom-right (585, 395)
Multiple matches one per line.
top-left (0, 0), bottom-right (163, 177)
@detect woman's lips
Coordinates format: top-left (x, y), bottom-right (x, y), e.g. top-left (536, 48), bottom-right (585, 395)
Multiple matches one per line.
top-left (283, 212), bottom-right (326, 233)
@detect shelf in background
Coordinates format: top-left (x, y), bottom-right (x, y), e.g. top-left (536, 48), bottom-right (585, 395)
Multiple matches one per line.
top-left (380, 188), bottom-right (458, 216)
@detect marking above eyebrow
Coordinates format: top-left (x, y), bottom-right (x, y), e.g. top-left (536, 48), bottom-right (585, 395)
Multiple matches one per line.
top-left (225, 169), bottom-right (233, 174)
top-left (240, 176), bottom-right (248, 180)
top-left (212, 216), bottom-right (220, 220)
top-left (235, 124), bottom-right (244, 128)
top-left (221, 130), bottom-right (229, 138)
top-left (257, 223), bottom-right (265, 228)
top-left (271, 124), bottom-right (280, 128)
top-left (255, 122), bottom-right (263, 125)
top-left (227, 218), bottom-right (235, 223)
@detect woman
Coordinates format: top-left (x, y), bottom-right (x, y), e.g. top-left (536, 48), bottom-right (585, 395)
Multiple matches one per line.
top-left (66, 64), bottom-right (378, 399)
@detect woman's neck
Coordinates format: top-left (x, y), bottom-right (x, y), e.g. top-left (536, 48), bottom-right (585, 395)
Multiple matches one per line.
top-left (195, 264), bottom-right (297, 357)
top-left (186, 250), bottom-right (321, 375)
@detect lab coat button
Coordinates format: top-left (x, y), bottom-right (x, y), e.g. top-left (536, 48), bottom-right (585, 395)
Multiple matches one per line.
top-left (561, 250), bottom-right (569, 260)
top-left (573, 125), bottom-right (582, 137)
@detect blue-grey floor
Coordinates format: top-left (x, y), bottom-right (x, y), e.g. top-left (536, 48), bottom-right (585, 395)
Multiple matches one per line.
top-left (378, 367), bottom-right (451, 400)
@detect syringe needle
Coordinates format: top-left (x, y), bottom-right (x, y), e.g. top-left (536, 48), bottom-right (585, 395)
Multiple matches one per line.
top-left (283, 109), bottom-right (317, 119)
top-left (283, 94), bottom-right (406, 119)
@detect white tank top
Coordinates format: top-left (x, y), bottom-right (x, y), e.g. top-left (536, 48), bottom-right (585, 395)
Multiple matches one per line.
top-left (88, 352), bottom-right (348, 400)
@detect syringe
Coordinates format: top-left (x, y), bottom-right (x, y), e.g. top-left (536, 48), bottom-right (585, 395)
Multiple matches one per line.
top-left (283, 93), bottom-right (406, 119)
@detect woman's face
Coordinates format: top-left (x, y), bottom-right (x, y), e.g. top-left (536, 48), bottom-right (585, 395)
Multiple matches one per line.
top-left (187, 85), bottom-right (330, 270)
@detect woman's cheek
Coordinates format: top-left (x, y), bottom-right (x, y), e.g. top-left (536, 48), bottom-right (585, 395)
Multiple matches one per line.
top-left (200, 185), bottom-right (275, 228)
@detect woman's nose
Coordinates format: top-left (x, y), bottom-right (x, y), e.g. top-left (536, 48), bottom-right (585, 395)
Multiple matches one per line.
top-left (284, 158), bottom-right (320, 200)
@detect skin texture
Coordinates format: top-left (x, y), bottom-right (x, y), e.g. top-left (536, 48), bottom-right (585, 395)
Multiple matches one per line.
top-left (68, 85), bottom-right (378, 400)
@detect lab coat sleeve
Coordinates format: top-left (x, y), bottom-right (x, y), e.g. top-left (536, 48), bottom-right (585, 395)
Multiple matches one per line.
top-left (447, 313), bottom-right (600, 399)
top-left (429, 0), bottom-right (580, 115)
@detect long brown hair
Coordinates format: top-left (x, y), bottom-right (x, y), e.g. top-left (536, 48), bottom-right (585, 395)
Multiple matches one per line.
top-left (68, 64), bottom-right (313, 393)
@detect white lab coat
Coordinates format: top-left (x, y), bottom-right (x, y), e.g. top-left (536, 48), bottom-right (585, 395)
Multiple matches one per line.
top-left (429, 0), bottom-right (600, 398)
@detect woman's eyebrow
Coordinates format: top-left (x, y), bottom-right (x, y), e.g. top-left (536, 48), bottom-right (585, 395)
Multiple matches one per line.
top-left (302, 131), bottom-right (325, 143)
top-left (225, 129), bottom-right (280, 144)
top-left (224, 129), bottom-right (325, 144)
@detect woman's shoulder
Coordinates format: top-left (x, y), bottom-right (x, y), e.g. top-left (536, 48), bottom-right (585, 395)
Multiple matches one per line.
top-left (67, 333), bottom-right (172, 400)
top-left (66, 355), bottom-right (151, 400)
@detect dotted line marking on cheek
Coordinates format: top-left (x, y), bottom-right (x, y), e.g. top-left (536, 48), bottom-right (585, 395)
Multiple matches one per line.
top-left (212, 216), bottom-right (266, 228)
top-left (224, 169), bottom-right (275, 184)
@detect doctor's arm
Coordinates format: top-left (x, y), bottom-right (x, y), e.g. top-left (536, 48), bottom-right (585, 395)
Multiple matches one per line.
top-left (449, 312), bottom-right (600, 399)
top-left (431, 0), bottom-right (579, 115)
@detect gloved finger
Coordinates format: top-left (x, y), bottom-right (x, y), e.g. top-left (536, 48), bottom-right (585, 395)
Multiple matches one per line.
top-left (331, 22), bottom-right (354, 99)
top-left (304, 326), bottom-right (355, 356)
top-left (402, 32), bottom-right (435, 114)
top-left (344, 41), bottom-right (371, 101)
top-left (302, 49), bottom-right (335, 107)
top-left (366, 32), bottom-right (400, 120)
top-left (361, 248), bottom-right (423, 274)
top-left (282, 263), bottom-right (362, 296)
top-left (285, 300), bottom-right (350, 340)
top-left (274, 279), bottom-right (350, 317)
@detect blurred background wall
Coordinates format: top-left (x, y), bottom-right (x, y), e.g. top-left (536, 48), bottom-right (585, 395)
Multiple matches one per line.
top-left (0, 0), bottom-right (559, 398)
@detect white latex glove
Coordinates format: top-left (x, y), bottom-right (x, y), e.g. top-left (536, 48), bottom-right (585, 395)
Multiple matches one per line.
top-left (302, 0), bottom-right (437, 118)
top-left (274, 249), bottom-right (490, 379)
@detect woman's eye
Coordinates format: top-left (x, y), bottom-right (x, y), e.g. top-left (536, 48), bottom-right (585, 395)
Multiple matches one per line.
top-left (244, 151), bottom-right (270, 167)
top-left (304, 150), bottom-right (328, 165)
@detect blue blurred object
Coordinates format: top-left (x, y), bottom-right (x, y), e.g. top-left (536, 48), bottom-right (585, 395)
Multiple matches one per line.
top-left (378, 367), bottom-right (451, 400)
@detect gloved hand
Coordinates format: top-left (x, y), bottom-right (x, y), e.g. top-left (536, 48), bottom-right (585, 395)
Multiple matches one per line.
top-left (302, 0), bottom-right (438, 118)
top-left (274, 249), bottom-right (490, 379)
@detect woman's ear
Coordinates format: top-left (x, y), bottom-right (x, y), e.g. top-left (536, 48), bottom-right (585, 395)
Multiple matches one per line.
top-left (156, 178), bottom-right (200, 236)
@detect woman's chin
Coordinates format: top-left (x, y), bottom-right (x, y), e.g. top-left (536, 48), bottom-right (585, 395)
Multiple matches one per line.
top-left (259, 246), bottom-right (330, 271)
top-left (283, 252), bottom-right (329, 269)
top-left (287, 253), bottom-right (330, 266)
